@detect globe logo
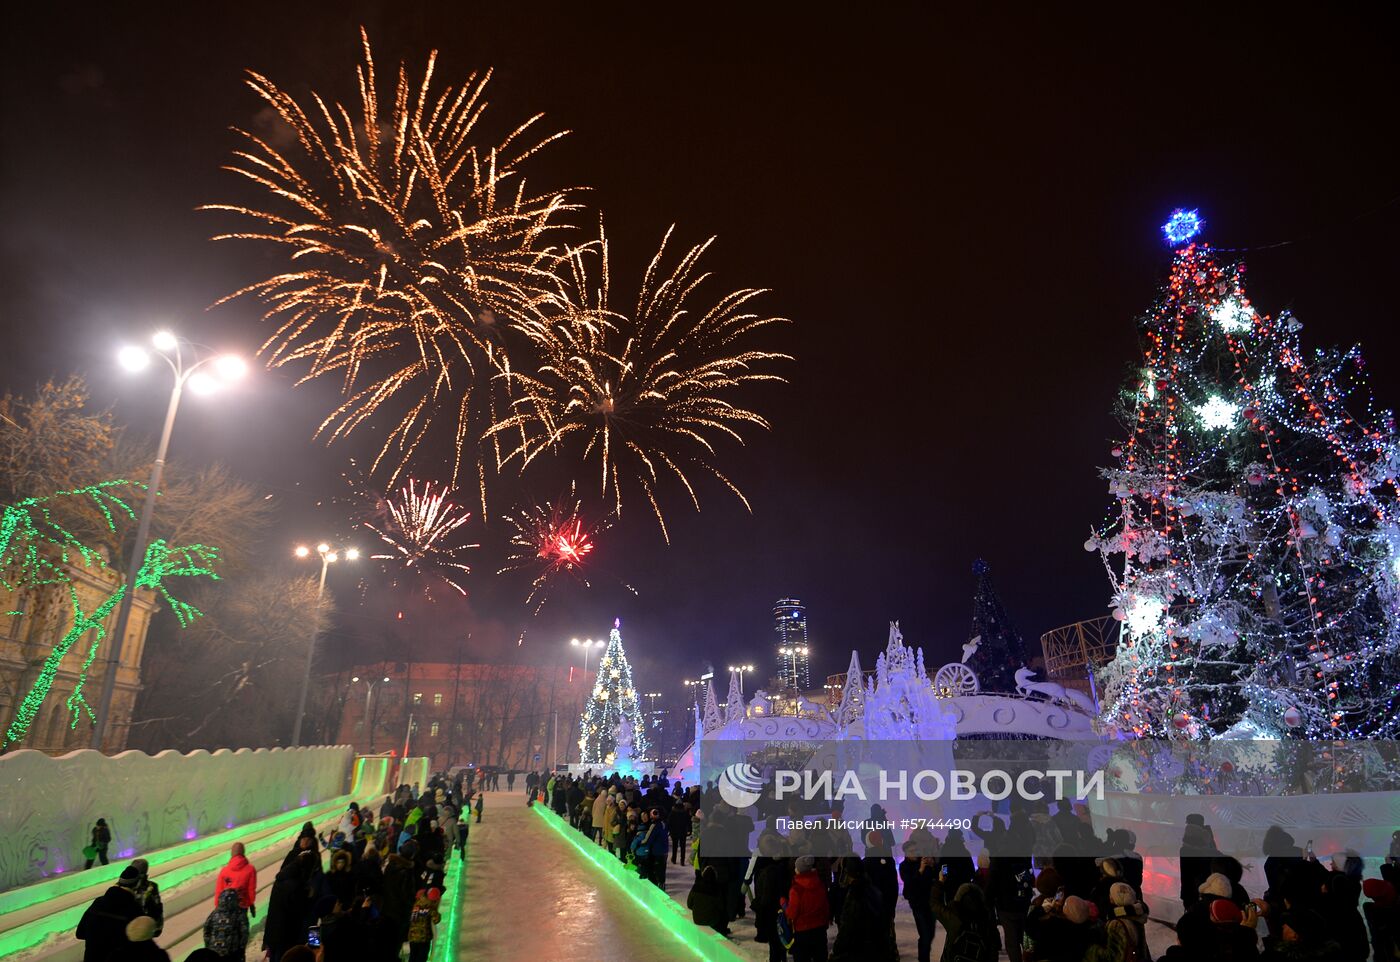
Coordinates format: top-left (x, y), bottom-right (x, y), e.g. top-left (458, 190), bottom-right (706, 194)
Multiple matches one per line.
top-left (717, 762), bottom-right (764, 808)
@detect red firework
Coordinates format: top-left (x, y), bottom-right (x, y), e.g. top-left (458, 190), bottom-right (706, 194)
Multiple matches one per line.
top-left (543, 518), bottom-right (594, 567)
top-left (500, 486), bottom-right (609, 612)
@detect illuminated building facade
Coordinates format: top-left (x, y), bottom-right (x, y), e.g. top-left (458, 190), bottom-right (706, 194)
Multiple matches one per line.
top-left (774, 598), bottom-right (810, 690)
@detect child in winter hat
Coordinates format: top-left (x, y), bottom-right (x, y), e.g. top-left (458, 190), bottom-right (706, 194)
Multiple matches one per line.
top-left (1210, 900), bottom-right (1244, 924)
top-left (1060, 895), bottom-right (1092, 925)
top-left (406, 888), bottom-right (442, 962)
top-left (1199, 872), bottom-right (1234, 899)
top-left (1034, 867), bottom-right (1063, 898)
top-left (126, 917), bottom-right (158, 941)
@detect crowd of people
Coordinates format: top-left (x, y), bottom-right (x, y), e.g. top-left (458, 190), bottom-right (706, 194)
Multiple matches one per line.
top-left (62, 767), bottom-right (1400, 961)
top-left (525, 768), bottom-right (706, 885)
top-left (75, 771), bottom-right (479, 962)
top-left (528, 769), bottom-right (1400, 962)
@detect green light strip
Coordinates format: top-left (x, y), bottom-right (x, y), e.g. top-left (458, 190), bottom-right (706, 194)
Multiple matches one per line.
top-left (531, 805), bottom-right (741, 962)
top-left (0, 795), bottom-right (351, 959)
top-left (429, 837), bottom-right (466, 962)
top-left (1, 755), bottom-right (388, 920)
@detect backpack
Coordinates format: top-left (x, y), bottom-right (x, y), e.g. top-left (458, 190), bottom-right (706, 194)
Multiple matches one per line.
top-left (775, 904), bottom-right (795, 949)
top-left (1012, 867), bottom-right (1036, 904)
top-left (1109, 918), bottom-right (1145, 962)
top-left (205, 913), bottom-right (240, 957)
top-left (947, 921), bottom-right (997, 962)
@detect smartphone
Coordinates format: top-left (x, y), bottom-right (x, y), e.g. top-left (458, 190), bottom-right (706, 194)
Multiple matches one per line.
top-left (307, 926), bottom-right (321, 948)
top-left (1305, 839), bottom-right (1314, 857)
top-left (939, 864), bottom-right (949, 879)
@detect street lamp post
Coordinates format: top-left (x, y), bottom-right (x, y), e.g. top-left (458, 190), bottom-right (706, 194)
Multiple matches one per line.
top-left (778, 646), bottom-right (809, 691)
top-left (91, 332), bottom-right (246, 751)
top-left (682, 679), bottom-right (700, 728)
top-left (728, 664), bottom-right (756, 698)
top-left (351, 674), bottom-right (391, 752)
top-left (570, 637), bottom-right (604, 675)
top-left (292, 542), bottom-right (359, 747)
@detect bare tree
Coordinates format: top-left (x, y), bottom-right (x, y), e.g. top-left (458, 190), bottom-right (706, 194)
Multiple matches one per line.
top-left (130, 570), bottom-right (329, 751)
top-left (109, 442), bottom-right (274, 572)
top-left (0, 378), bottom-right (123, 548)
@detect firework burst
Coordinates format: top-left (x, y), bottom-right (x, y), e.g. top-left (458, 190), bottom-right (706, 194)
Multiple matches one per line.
top-left (367, 479), bottom-right (478, 598)
top-left (494, 224), bottom-right (791, 540)
top-left (204, 28), bottom-right (575, 492)
top-left (499, 486), bottom-right (613, 612)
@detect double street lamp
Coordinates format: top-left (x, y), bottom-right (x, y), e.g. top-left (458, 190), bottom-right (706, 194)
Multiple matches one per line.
top-left (728, 663), bottom-right (756, 697)
top-left (291, 542), bottom-right (358, 746)
top-left (570, 636), bottom-right (605, 675)
top-left (91, 332), bottom-right (246, 750)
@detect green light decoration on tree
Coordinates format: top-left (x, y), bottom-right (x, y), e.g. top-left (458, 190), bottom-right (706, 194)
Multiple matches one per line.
top-left (0, 481), bottom-right (220, 747)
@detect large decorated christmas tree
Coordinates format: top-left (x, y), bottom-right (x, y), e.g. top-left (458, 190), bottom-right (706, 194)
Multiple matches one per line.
top-left (578, 618), bottom-right (651, 764)
top-left (1089, 210), bottom-right (1400, 739)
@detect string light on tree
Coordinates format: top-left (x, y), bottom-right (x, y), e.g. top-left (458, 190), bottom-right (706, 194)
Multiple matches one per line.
top-left (1, 482), bottom-right (219, 747)
top-left (1090, 211), bottom-right (1400, 739)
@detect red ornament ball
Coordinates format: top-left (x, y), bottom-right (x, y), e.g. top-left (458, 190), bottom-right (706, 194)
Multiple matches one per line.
top-left (1172, 712), bottom-right (1190, 730)
top-left (1283, 707), bottom-right (1302, 728)
top-left (1220, 761), bottom-right (1234, 774)
top-left (1155, 379), bottom-right (1169, 393)
top-left (1111, 446), bottom-right (1123, 458)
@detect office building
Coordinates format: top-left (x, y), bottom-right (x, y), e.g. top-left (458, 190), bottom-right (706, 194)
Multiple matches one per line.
top-left (774, 598), bottom-right (810, 690)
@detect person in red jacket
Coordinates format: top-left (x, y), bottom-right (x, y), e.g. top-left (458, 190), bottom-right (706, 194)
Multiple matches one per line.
top-left (784, 856), bottom-right (831, 962)
top-left (215, 842), bottom-right (258, 917)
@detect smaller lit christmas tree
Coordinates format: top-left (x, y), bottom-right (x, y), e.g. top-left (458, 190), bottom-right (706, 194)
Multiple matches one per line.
top-left (578, 618), bottom-right (650, 765)
top-left (964, 558), bottom-right (1027, 693)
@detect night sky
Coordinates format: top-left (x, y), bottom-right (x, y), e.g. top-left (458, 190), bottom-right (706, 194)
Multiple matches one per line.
top-left (4, 5), bottom-right (1399, 706)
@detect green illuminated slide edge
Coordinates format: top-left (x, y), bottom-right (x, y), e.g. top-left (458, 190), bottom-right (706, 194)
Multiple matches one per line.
top-left (531, 804), bottom-right (743, 962)
top-left (428, 834), bottom-right (466, 962)
top-left (0, 794), bottom-right (351, 959)
top-left (1, 755), bottom-right (389, 918)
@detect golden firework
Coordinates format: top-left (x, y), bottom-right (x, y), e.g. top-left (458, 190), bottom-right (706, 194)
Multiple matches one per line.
top-left (495, 224), bottom-right (790, 539)
top-left (204, 29), bottom-right (574, 490)
top-left (366, 479), bottom-right (478, 599)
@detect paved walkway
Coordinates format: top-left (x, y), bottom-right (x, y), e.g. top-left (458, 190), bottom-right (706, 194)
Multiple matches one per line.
top-left (456, 792), bottom-right (681, 961)
top-left (457, 795), bottom-right (1181, 961)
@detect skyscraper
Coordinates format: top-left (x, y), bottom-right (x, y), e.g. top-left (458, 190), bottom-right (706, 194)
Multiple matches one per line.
top-left (774, 598), bottom-right (810, 690)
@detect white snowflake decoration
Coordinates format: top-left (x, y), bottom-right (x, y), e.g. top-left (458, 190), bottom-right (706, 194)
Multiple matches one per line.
top-left (1211, 297), bottom-right (1254, 333)
top-left (1194, 396), bottom-right (1239, 429)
